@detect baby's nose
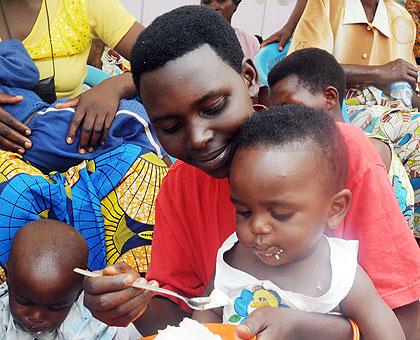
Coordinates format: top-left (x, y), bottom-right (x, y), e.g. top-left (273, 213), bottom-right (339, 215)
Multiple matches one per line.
top-left (28, 309), bottom-right (45, 323)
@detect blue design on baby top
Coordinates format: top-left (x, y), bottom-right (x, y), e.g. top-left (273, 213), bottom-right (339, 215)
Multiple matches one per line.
top-left (228, 286), bottom-right (287, 324)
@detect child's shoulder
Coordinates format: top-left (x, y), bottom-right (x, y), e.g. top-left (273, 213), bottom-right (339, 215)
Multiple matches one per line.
top-left (59, 294), bottom-right (117, 339)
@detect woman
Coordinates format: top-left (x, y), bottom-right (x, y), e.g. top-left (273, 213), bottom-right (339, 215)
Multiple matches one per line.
top-left (0, 0), bottom-right (143, 154)
top-left (0, 0), bottom-right (169, 275)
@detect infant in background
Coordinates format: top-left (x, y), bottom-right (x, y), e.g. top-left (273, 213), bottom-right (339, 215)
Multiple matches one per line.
top-left (0, 220), bottom-right (139, 339)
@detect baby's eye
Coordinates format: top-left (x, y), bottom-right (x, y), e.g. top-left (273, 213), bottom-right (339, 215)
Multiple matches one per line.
top-left (236, 210), bottom-right (251, 218)
top-left (48, 305), bottom-right (69, 312)
top-left (13, 294), bottom-right (31, 306)
top-left (271, 211), bottom-right (295, 222)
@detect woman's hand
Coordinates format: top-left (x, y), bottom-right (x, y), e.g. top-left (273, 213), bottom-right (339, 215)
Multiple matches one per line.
top-left (376, 59), bottom-right (419, 90)
top-left (83, 262), bottom-right (157, 327)
top-left (0, 93), bottom-right (32, 154)
top-left (56, 72), bottom-right (136, 154)
top-left (261, 25), bottom-right (293, 51)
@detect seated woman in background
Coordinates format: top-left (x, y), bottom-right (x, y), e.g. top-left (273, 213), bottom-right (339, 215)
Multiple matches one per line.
top-left (0, 38), bottom-right (169, 277)
top-left (0, 0), bottom-right (143, 155)
top-left (264, 0), bottom-right (418, 98)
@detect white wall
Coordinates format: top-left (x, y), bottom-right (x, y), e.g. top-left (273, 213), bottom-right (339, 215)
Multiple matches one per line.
top-left (119, 0), bottom-right (296, 39)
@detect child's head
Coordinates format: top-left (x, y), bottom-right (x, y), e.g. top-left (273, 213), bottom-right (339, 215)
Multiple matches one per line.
top-left (200, 0), bottom-right (242, 23)
top-left (6, 220), bottom-right (88, 334)
top-left (230, 104), bottom-right (351, 266)
top-left (131, 5), bottom-right (258, 179)
top-left (87, 39), bottom-right (106, 69)
top-left (268, 48), bottom-right (346, 119)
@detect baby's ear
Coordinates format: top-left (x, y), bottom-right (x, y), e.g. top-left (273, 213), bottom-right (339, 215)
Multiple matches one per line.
top-left (326, 189), bottom-right (352, 230)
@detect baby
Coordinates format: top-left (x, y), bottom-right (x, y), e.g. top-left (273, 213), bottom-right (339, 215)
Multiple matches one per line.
top-left (0, 220), bottom-right (117, 339)
top-left (0, 38), bottom-right (165, 173)
top-left (194, 105), bottom-right (405, 340)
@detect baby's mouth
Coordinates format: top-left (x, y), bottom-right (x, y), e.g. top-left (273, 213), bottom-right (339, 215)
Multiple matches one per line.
top-left (255, 245), bottom-right (285, 260)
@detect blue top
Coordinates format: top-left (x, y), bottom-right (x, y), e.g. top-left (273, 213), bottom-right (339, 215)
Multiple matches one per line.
top-left (0, 39), bottom-right (49, 122)
top-left (0, 39), bottom-right (165, 173)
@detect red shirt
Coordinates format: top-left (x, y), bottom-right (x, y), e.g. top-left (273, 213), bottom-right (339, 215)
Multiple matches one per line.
top-left (147, 123), bottom-right (420, 311)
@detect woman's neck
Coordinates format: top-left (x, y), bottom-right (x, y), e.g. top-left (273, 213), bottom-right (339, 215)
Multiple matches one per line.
top-left (361, 0), bottom-right (379, 23)
top-left (0, 0), bottom-right (43, 41)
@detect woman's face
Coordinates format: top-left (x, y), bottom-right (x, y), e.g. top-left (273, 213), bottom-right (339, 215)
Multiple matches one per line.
top-left (200, 0), bottom-right (238, 23)
top-left (139, 45), bottom-right (256, 178)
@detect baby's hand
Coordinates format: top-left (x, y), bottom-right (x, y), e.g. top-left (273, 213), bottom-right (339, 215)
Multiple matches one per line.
top-left (235, 307), bottom-right (300, 339)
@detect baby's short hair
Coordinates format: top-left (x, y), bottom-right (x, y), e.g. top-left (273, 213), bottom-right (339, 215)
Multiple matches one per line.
top-left (268, 48), bottom-right (346, 106)
top-left (131, 5), bottom-right (244, 91)
top-left (236, 104), bottom-right (349, 194)
top-left (8, 220), bottom-right (88, 277)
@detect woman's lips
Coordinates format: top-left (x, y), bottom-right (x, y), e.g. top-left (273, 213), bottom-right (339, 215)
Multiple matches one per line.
top-left (193, 144), bottom-right (232, 172)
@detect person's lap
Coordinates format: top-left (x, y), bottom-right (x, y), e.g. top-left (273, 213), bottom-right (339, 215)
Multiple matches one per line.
top-left (0, 144), bottom-right (168, 279)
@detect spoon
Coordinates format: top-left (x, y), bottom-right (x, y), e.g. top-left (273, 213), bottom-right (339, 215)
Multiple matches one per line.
top-left (74, 268), bottom-right (228, 311)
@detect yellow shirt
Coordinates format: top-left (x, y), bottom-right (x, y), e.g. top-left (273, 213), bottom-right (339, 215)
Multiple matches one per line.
top-left (0, 0), bottom-right (136, 98)
top-left (289, 0), bottom-right (416, 66)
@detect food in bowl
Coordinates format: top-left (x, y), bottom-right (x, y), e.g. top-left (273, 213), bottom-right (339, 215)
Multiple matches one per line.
top-left (154, 318), bottom-right (221, 340)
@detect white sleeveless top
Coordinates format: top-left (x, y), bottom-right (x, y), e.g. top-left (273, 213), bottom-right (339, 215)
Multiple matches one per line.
top-left (213, 232), bottom-right (359, 324)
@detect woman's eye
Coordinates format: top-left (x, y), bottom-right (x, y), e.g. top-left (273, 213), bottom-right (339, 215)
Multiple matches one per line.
top-left (203, 97), bottom-right (227, 116)
top-left (159, 122), bottom-right (182, 134)
top-left (271, 211), bottom-right (294, 222)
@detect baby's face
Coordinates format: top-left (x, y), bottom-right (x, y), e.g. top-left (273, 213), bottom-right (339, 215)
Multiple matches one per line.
top-left (229, 145), bottom-right (331, 266)
top-left (7, 270), bottom-right (80, 334)
top-left (269, 75), bottom-right (327, 110)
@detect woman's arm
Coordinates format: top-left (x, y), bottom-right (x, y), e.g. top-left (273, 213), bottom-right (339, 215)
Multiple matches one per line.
top-left (394, 301), bottom-right (420, 340)
top-left (261, 0), bottom-right (308, 50)
top-left (343, 59), bottom-right (419, 92)
top-left (113, 21), bottom-right (144, 60)
top-left (340, 266), bottom-right (406, 340)
top-left (192, 274), bottom-right (223, 324)
top-left (133, 296), bottom-right (190, 336)
top-left (57, 22), bottom-right (143, 151)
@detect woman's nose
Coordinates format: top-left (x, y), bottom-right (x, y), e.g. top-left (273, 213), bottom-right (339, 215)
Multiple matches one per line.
top-left (189, 124), bottom-right (213, 150)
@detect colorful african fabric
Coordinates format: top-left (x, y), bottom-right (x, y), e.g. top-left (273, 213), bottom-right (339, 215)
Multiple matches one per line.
top-left (213, 233), bottom-right (358, 324)
top-left (346, 94), bottom-right (420, 237)
top-left (0, 145), bottom-right (168, 275)
top-left (369, 135), bottom-right (415, 226)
